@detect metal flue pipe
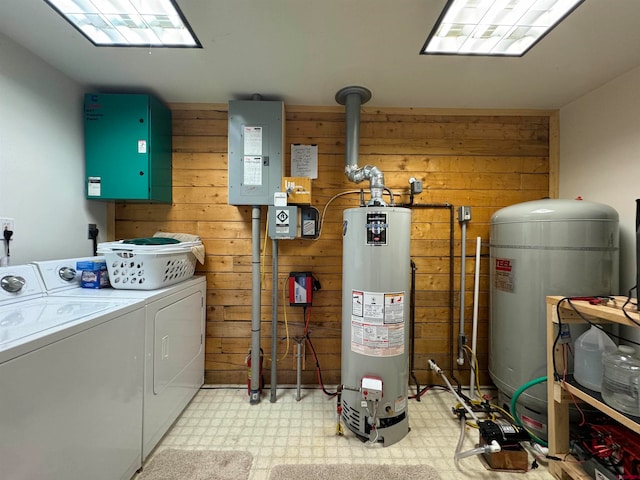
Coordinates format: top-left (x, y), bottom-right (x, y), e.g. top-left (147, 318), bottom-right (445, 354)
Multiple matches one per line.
top-left (335, 86), bottom-right (386, 206)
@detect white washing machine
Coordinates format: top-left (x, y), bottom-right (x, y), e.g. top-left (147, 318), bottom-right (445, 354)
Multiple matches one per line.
top-left (34, 257), bottom-right (206, 460)
top-left (0, 264), bottom-right (145, 480)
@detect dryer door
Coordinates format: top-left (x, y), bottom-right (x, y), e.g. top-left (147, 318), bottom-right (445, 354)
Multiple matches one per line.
top-left (153, 290), bottom-right (203, 394)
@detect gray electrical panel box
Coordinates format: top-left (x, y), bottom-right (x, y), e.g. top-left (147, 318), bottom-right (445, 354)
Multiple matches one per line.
top-left (228, 100), bottom-right (285, 205)
top-left (268, 206), bottom-right (298, 239)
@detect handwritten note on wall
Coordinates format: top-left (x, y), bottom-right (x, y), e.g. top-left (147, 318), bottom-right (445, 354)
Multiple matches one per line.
top-left (291, 144), bottom-right (318, 179)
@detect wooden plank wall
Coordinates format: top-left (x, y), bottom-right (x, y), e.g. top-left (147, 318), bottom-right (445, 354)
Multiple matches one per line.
top-left (115, 103), bottom-right (552, 391)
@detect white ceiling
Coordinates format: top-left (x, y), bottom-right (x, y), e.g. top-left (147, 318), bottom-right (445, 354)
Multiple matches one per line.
top-left (1, 0), bottom-right (640, 109)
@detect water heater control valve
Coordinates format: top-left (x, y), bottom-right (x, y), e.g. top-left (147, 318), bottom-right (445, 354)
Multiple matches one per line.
top-left (361, 376), bottom-right (383, 401)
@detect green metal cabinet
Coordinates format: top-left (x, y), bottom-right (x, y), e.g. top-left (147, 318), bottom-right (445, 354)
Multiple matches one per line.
top-left (84, 93), bottom-right (172, 203)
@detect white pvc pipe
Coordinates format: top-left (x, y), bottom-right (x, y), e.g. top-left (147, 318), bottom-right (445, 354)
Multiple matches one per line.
top-left (429, 359), bottom-right (479, 423)
top-left (469, 237), bottom-right (481, 398)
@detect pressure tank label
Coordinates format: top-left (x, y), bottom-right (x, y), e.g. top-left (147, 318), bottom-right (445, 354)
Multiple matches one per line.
top-left (494, 257), bottom-right (514, 293)
top-left (350, 290), bottom-right (405, 356)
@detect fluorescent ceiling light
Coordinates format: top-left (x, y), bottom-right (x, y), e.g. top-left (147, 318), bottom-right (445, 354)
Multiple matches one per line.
top-left (45, 0), bottom-right (201, 47)
top-left (421, 0), bottom-right (584, 56)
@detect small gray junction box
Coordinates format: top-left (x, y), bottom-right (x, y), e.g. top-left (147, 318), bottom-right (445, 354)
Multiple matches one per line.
top-left (268, 206), bottom-right (298, 240)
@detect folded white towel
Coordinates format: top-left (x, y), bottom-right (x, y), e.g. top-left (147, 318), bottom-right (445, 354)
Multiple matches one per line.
top-left (153, 232), bottom-right (205, 264)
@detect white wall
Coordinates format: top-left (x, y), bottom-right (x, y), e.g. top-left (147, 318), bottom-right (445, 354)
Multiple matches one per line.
top-left (559, 65), bottom-right (640, 295)
top-left (0, 33), bottom-right (107, 265)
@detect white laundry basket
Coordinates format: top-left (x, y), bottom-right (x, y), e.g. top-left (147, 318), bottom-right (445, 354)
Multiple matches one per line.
top-left (97, 240), bottom-right (201, 290)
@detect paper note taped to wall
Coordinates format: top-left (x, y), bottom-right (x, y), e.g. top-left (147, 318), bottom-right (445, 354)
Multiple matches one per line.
top-left (291, 144), bottom-right (318, 179)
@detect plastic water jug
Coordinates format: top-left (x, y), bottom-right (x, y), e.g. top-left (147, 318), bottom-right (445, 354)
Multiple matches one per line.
top-left (601, 345), bottom-right (640, 416)
top-left (573, 325), bottom-right (616, 392)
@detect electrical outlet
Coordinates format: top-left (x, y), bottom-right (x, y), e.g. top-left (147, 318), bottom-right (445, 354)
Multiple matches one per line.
top-left (0, 217), bottom-right (15, 233)
top-left (88, 223), bottom-right (98, 239)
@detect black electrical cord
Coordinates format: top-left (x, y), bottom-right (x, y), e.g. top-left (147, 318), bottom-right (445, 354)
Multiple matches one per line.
top-left (552, 298), bottom-right (570, 381)
top-left (305, 332), bottom-right (337, 397)
top-left (622, 285), bottom-right (640, 328)
top-left (552, 294), bottom-right (640, 381)
top-left (88, 225), bottom-right (99, 256)
top-left (303, 306), bottom-right (337, 398)
top-left (3, 228), bottom-right (13, 261)
top-left (563, 297), bottom-right (640, 345)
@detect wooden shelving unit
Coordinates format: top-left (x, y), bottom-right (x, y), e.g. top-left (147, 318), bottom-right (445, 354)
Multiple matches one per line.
top-left (546, 295), bottom-right (640, 479)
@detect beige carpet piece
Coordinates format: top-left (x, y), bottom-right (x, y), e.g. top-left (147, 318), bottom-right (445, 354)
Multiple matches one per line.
top-left (136, 449), bottom-right (252, 480)
top-left (268, 464), bottom-right (442, 480)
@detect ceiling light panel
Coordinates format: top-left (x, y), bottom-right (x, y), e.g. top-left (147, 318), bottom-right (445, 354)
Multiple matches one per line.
top-left (421, 0), bottom-right (584, 56)
top-left (45, 0), bottom-right (201, 47)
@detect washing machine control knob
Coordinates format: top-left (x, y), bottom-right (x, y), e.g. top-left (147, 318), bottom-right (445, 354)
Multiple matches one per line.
top-left (1, 275), bottom-right (26, 293)
top-left (58, 267), bottom-right (77, 281)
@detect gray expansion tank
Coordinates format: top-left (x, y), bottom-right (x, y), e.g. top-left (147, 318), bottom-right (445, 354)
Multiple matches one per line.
top-left (489, 198), bottom-right (619, 440)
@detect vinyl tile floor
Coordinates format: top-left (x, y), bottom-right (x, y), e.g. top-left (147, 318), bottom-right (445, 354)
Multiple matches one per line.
top-left (145, 386), bottom-right (555, 480)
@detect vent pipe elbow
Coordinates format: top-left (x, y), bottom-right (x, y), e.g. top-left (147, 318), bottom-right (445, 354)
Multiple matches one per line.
top-left (336, 86), bottom-right (386, 206)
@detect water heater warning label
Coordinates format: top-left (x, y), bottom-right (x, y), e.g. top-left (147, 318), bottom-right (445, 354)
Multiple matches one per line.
top-left (350, 289), bottom-right (405, 357)
top-left (494, 257), bottom-right (514, 293)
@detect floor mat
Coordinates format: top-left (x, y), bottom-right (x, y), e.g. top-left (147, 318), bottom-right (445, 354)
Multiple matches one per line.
top-left (135, 449), bottom-right (252, 480)
top-left (268, 463), bottom-right (442, 480)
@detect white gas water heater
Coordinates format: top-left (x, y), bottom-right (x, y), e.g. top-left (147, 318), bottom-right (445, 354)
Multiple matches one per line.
top-left (335, 86), bottom-right (411, 446)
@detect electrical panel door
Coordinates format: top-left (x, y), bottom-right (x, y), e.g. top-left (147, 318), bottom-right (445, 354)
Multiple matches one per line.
top-left (228, 100), bottom-right (284, 205)
top-left (84, 93), bottom-right (172, 203)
